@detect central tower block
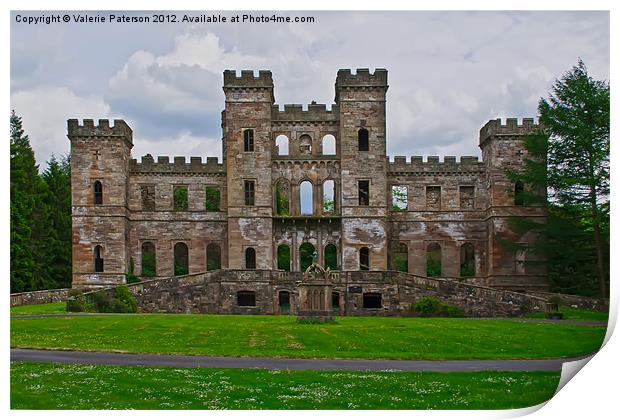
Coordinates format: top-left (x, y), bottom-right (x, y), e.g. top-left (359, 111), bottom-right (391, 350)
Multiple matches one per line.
top-left (336, 69), bottom-right (389, 270)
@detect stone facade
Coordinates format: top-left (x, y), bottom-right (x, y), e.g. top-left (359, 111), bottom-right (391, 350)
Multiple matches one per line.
top-left (68, 68), bottom-right (548, 314)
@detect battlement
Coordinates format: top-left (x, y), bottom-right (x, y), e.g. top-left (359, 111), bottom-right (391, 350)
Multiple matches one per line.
top-left (129, 154), bottom-right (225, 174)
top-left (387, 155), bottom-right (485, 174)
top-left (479, 118), bottom-right (540, 144)
top-left (271, 103), bottom-right (340, 122)
top-left (223, 70), bottom-right (274, 88)
top-left (67, 119), bottom-right (133, 140)
top-left (335, 68), bottom-right (388, 87)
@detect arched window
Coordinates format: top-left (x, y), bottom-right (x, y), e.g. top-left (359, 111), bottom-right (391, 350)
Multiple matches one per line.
top-left (358, 128), bottom-right (369, 151)
top-left (392, 242), bottom-right (408, 272)
top-left (174, 242), bottom-right (189, 276)
top-left (426, 242), bottom-right (441, 277)
top-left (277, 244), bottom-right (291, 271)
top-left (300, 180), bottom-right (313, 215)
top-left (322, 134), bottom-right (336, 155)
top-left (245, 247), bottom-right (256, 269)
top-left (243, 129), bottom-right (254, 152)
top-left (275, 134), bottom-right (289, 156)
top-left (237, 291), bottom-right (256, 307)
top-left (141, 242), bottom-right (156, 277)
top-left (275, 180), bottom-right (290, 216)
top-left (323, 180), bottom-right (335, 214)
top-left (515, 181), bottom-right (525, 206)
top-left (299, 243), bottom-right (315, 272)
top-left (324, 244), bottom-right (338, 270)
top-left (359, 247), bottom-right (370, 271)
top-left (93, 181), bottom-right (103, 205)
top-left (299, 134), bottom-right (312, 155)
top-left (460, 243), bottom-right (475, 277)
top-left (206, 243), bottom-right (221, 271)
top-left (94, 245), bottom-right (104, 272)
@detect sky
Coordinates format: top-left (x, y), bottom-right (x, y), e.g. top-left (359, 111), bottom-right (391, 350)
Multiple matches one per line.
top-left (10, 10), bottom-right (610, 168)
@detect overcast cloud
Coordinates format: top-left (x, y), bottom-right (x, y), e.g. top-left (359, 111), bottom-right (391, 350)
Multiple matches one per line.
top-left (10, 11), bottom-right (609, 168)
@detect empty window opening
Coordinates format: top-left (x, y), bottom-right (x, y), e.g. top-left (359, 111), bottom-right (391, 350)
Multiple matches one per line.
top-left (245, 247), bottom-right (256, 269)
top-left (363, 293), bottom-right (382, 309)
top-left (359, 247), bottom-right (370, 271)
top-left (358, 180), bottom-right (370, 206)
top-left (300, 181), bottom-right (313, 215)
top-left (173, 186), bottom-right (188, 211)
top-left (174, 242), bottom-right (189, 276)
top-left (277, 244), bottom-right (291, 272)
top-left (332, 292), bottom-right (340, 309)
top-left (140, 185), bottom-right (155, 211)
top-left (275, 180), bottom-right (290, 216)
top-left (243, 129), bottom-right (254, 152)
top-left (299, 243), bottom-right (316, 273)
top-left (244, 180), bottom-right (255, 206)
top-left (94, 245), bottom-right (104, 273)
top-left (322, 134), bottom-right (336, 155)
top-left (515, 181), bottom-right (525, 206)
top-left (93, 181), bottom-right (103, 205)
top-left (141, 242), bottom-right (156, 277)
top-left (299, 134), bottom-right (312, 155)
top-left (426, 242), bottom-right (442, 277)
top-left (237, 291), bottom-right (256, 307)
top-left (460, 243), bottom-right (475, 277)
top-left (205, 186), bottom-right (220, 211)
top-left (275, 134), bottom-right (289, 156)
top-left (279, 291), bottom-right (291, 314)
top-left (391, 185), bottom-right (408, 211)
top-left (323, 180), bottom-right (335, 213)
top-left (324, 244), bottom-right (338, 271)
top-left (206, 243), bottom-right (221, 271)
top-left (391, 242), bottom-right (408, 273)
top-left (358, 128), bottom-right (369, 151)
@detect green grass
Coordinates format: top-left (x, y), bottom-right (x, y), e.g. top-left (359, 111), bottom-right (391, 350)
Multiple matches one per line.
top-left (10, 314), bottom-right (605, 360)
top-left (10, 362), bottom-right (560, 409)
top-left (525, 306), bottom-right (609, 322)
top-left (10, 302), bottom-right (67, 315)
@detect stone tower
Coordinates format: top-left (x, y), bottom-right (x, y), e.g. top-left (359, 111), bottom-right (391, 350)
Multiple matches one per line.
top-left (335, 69), bottom-right (389, 270)
top-left (68, 119), bottom-right (133, 287)
top-left (479, 118), bottom-right (547, 290)
top-left (222, 70), bottom-right (275, 269)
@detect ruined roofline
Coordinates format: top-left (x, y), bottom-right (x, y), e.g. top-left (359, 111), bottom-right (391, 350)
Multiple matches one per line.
top-left (479, 118), bottom-right (541, 145)
top-left (67, 119), bottom-right (133, 139)
top-left (129, 155), bottom-right (224, 174)
top-left (272, 103), bottom-right (340, 121)
top-left (388, 155), bottom-right (484, 172)
top-left (223, 69), bottom-right (273, 88)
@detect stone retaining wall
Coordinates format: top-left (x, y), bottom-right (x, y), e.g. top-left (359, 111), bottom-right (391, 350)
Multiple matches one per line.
top-left (526, 291), bottom-right (608, 311)
top-left (10, 289), bottom-right (72, 307)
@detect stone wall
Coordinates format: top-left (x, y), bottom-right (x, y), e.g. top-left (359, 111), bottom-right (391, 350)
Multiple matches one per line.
top-left (526, 291), bottom-right (609, 311)
top-left (10, 288), bottom-right (71, 306)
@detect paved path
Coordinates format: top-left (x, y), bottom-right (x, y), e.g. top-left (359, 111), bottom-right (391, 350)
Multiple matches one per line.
top-left (11, 348), bottom-right (591, 372)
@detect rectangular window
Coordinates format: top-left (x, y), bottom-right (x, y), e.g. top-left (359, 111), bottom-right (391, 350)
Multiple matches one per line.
top-left (363, 293), bottom-right (382, 309)
top-left (358, 180), bottom-right (370, 206)
top-left (205, 186), bottom-right (220, 211)
top-left (391, 185), bottom-right (408, 211)
top-left (173, 186), bottom-right (188, 211)
top-left (140, 185), bottom-right (156, 211)
top-left (243, 129), bottom-right (254, 152)
top-left (244, 180), bottom-right (255, 206)
top-left (426, 186), bottom-right (441, 210)
top-left (459, 186), bottom-right (475, 209)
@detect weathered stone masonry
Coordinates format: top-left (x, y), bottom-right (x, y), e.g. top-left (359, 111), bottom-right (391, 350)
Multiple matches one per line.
top-left (68, 68), bottom-right (547, 315)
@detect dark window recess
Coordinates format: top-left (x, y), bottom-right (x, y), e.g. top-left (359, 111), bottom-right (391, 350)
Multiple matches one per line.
top-left (174, 242), bottom-right (189, 276)
top-left (205, 187), bottom-right (220, 211)
top-left (237, 291), bottom-right (256, 307)
top-left (244, 180), bottom-right (255, 206)
top-left (245, 247), bottom-right (256, 269)
top-left (141, 242), bottom-right (156, 277)
top-left (359, 247), bottom-right (370, 271)
top-left (141, 185), bottom-right (155, 211)
top-left (332, 292), bottom-right (340, 308)
top-left (173, 186), bottom-right (188, 211)
top-left (94, 245), bottom-right (104, 272)
top-left (243, 129), bottom-right (254, 152)
top-left (363, 293), bottom-right (382, 309)
top-left (514, 181), bottom-right (525, 206)
top-left (358, 180), bottom-right (370, 206)
top-left (279, 291), bottom-right (291, 314)
top-left (206, 243), bottom-right (221, 271)
top-left (93, 181), bottom-right (103, 205)
top-left (358, 128), bottom-right (369, 151)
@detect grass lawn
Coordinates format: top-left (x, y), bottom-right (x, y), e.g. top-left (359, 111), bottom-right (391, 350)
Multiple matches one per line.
top-left (10, 362), bottom-right (560, 409)
top-left (11, 313), bottom-right (605, 360)
top-left (10, 302), bottom-right (67, 316)
top-left (526, 306), bottom-right (609, 322)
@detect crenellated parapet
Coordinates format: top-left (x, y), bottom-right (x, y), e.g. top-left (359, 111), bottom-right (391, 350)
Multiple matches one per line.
top-left (387, 155), bottom-right (485, 175)
top-left (479, 118), bottom-right (540, 146)
top-left (223, 70), bottom-right (274, 88)
top-left (67, 119), bottom-right (133, 145)
top-left (335, 68), bottom-right (388, 87)
top-left (129, 155), bottom-right (225, 175)
top-left (271, 103), bottom-right (340, 122)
